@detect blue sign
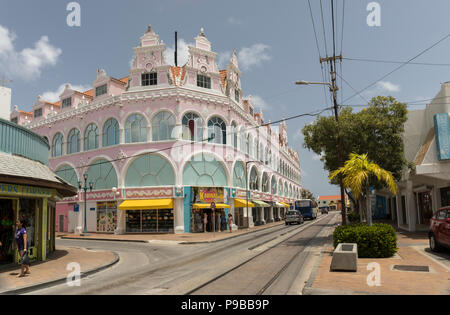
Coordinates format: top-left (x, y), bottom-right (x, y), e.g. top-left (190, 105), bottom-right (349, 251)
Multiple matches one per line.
top-left (74, 204), bottom-right (79, 212)
top-left (434, 113), bottom-right (450, 160)
top-left (90, 208), bottom-right (95, 211)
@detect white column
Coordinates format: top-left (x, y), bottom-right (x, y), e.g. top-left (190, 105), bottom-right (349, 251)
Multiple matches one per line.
top-left (174, 198), bottom-right (184, 234)
top-left (115, 209), bottom-right (126, 235)
top-left (406, 180), bottom-right (417, 232)
top-left (259, 207), bottom-right (265, 224)
top-left (246, 207), bottom-right (254, 228)
top-left (119, 127), bottom-right (125, 144)
top-left (268, 206), bottom-right (274, 223)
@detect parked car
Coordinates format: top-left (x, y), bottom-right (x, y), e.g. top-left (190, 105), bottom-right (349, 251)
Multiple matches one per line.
top-left (428, 207), bottom-right (450, 252)
top-left (319, 206), bottom-right (329, 214)
top-left (285, 210), bottom-right (304, 225)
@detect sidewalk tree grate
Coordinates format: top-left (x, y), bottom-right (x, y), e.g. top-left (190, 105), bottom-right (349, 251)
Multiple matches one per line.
top-left (393, 265), bottom-right (429, 272)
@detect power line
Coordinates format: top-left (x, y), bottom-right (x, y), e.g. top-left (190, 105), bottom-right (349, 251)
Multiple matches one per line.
top-left (343, 57), bottom-right (450, 67)
top-left (343, 33), bottom-right (450, 103)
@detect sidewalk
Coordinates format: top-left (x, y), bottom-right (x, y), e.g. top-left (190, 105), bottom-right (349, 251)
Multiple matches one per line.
top-left (303, 222), bottom-right (450, 295)
top-left (0, 246), bottom-right (118, 294)
top-left (58, 220), bottom-right (285, 244)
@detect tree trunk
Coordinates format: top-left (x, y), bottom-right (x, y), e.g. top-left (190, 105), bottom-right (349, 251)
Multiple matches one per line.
top-left (359, 196), bottom-right (364, 223)
top-left (366, 186), bottom-right (372, 226)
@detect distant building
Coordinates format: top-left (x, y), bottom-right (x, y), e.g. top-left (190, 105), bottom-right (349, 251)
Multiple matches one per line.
top-left (317, 195), bottom-right (347, 211)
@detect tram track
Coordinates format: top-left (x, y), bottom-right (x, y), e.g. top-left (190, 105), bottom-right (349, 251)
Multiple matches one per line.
top-left (185, 213), bottom-right (338, 295)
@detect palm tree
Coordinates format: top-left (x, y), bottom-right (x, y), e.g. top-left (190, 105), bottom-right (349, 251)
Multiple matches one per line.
top-left (329, 153), bottom-right (397, 226)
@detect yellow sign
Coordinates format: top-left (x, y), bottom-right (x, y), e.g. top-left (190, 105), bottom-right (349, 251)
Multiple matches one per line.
top-left (199, 188), bottom-right (223, 202)
top-left (0, 183), bottom-right (52, 197)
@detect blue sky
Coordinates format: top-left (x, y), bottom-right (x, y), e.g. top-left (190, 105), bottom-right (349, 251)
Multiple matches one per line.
top-left (1, 0), bottom-right (450, 197)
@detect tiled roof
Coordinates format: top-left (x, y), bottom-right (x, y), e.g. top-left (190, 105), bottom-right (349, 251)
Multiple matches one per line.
top-left (219, 70), bottom-right (227, 88)
top-left (318, 195), bottom-right (341, 201)
top-left (0, 152), bottom-right (76, 197)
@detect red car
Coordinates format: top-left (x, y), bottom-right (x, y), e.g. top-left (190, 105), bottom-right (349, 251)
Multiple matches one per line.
top-left (429, 207), bottom-right (450, 252)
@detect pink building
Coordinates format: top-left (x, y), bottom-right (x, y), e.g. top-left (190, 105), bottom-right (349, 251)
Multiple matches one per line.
top-left (11, 25), bottom-right (302, 234)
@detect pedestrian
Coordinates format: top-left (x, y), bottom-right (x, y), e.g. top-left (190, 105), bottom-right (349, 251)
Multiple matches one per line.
top-left (227, 214), bottom-right (234, 233)
top-left (16, 219), bottom-right (30, 277)
top-left (221, 214), bottom-right (227, 231)
top-left (203, 212), bottom-right (207, 233)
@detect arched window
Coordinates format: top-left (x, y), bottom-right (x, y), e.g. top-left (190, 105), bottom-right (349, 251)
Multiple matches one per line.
top-left (231, 122), bottom-right (238, 149)
top-left (249, 167), bottom-right (259, 191)
top-left (208, 117), bottom-right (226, 145)
top-left (125, 114), bottom-right (147, 143)
top-left (67, 128), bottom-right (81, 154)
top-left (259, 144), bottom-right (264, 162)
top-left (233, 162), bottom-right (246, 188)
top-left (183, 154), bottom-right (227, 187)
top-left (125, 154), bottom-right (174, 187)
top-left (152, 111), bottom-right (175, 141)
top-left (248, 136), bottom-right (253, 157)
top-left (55, 165), bottom-right (78, 188)
top-left (262, 173), bottom-right (269, 192)
top-left (246, 134), bottom-right (250, 155)
top-left (240, 129), bottom-right (245, 153)
top-left (52, 133), bottom-right (64, 157)
top-left (86, 158), bottom-right (118, 190)
top-left (103, 118), bottom-right (119, 147)
top-left (84, 123), bottom-right (99, 151)
top-left (182, 112), bottom-right (203, 141)
top-left (271, 176), bottom-right (277, 195)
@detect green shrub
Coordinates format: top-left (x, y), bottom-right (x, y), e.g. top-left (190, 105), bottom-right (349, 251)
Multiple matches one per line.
top-left (347, 211), bottom-right (360, 224)
top-left (333, 223), bottom-right (397, 258)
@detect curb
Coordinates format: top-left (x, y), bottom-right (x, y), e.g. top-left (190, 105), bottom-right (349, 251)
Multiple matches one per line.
top-left (0, 251), bottom-right (120, 295)
top-left (59, 221), bottom-right (286, 245)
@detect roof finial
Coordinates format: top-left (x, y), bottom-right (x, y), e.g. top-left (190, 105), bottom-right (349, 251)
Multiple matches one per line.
top-left (200, 27), bottom-right (205, 37)
top-left (147, 24), bottom-right (152, 33)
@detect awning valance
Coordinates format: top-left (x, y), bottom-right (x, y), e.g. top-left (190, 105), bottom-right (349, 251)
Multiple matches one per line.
top-left (118, 199), bottom-right (173, 210)
top-left (193, 203), bottom-right (231, 209)
top-left (234, 199), bottom-right (255, 208)
top-left (252, 200), bottom-right (271, 207)
top-left (275, 202), bottom-right (285, 207)
top-left (280, 202), bottom-right (291, 208)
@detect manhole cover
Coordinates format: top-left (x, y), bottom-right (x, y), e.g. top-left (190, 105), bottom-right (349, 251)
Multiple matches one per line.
top-left (393, 265), bottom-right (429, 272)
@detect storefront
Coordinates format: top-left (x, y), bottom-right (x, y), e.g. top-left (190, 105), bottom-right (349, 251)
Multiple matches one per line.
top-left (118, 198), bottom-right (174, 233)
top-left (233, 199), bottom-right (254, 228)
top-left (191, 187), bottom-right (230, 232)
top-left (0, 183), bottom-right (72, 264)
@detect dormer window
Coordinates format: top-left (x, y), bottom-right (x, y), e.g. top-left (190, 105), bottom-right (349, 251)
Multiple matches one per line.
top-left (142, 72), bottom-right (157, 86)
top-left (34, 108), bottom-right (42, 118)
top-left (95, 84), bottom-right (107, 97)
top-left (235, 89), bottom-right (240, 103)
top-left (197, 74), bottom-right (211, 89)
top-left (62, 97), bottom-right (72, 109)
top-left (249, 107), bottom-right (254, 116)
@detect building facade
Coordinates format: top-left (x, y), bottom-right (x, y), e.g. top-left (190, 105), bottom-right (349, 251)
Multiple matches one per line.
top-left (0, 117), bottom-right (76, 265)
top-left (377, 82), bottom-right (450, 231)
top-left (11, 26), bottom-right (302, 234)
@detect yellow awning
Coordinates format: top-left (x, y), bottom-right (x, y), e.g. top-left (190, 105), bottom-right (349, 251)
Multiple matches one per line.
top-left (118, 199), bottom-right (173, 210)
top-left (280, 202), bottom-right (291, 208)
top-left (234, 199), bottom-right (255, 208)
top-left (193, 203), bottom-right (231, 209)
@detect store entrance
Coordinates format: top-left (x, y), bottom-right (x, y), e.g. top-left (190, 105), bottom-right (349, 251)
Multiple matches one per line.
top-left (0, 199), bottom-right (16, 265)
top-left (192, 208), bottom-right (226, 233)
top-left (126, 209), bottom-right (174, 233)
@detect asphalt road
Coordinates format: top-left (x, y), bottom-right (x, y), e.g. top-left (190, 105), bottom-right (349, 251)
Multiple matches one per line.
top-left (26, 212), bottom-right (339, 295)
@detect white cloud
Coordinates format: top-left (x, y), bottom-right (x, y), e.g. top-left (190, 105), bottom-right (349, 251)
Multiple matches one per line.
top-left (0, 25), bottom-right (62, 80)
top-left (41, 83), bottom-right (91, 103)
top-left (247, 95), bottom-right (269, 110)
top-left (217, 50), bottom-right (232, 69)
top-left (227, 17), bottom-right (242, 25)
top-left (238, 44), bottom-right (271, 70)
top-left (377, 81), bottom-right (400, 93)
top-left (165, 38), bottom-right (193, 66)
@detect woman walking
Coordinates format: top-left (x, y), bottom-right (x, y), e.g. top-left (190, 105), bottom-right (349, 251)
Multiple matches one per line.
top-left (227, 214), bottom-right (234, 233)
top-left (16, 219), bottom-right (30, 277)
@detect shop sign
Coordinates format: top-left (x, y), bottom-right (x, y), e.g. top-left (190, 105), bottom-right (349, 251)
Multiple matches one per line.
top-left (0, 183), bottom-right (52, 197)
top-left (434, 113), bottom-right (450, 160)
top-left (197, 187), bottom-right (224, 203)
top-left (74, 204), bottom-right (79, 212)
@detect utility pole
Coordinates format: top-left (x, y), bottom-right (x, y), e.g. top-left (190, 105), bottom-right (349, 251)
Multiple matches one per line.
top-left (320, 54), bottom-right (347, 225)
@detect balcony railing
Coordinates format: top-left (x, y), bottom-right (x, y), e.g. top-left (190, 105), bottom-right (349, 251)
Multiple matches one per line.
top-left (0, 118), bottom-right (50, 165)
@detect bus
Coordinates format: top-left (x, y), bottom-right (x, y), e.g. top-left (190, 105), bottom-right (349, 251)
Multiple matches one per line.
top-left (294, 199), bottom-right (318, 220)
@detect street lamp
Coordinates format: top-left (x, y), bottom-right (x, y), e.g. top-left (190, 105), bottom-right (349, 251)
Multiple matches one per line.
top-left (78, 173), bottom-right (94, 236)
top-left (245, 160), bottom-right (258, 230)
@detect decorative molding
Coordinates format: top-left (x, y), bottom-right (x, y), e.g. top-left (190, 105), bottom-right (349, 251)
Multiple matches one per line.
top-left (125, 187), bottom-right (174, 198)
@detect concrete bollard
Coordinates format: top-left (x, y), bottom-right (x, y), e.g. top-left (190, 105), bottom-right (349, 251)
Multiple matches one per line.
top-left (330, 243), bottom-right (358, 272)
